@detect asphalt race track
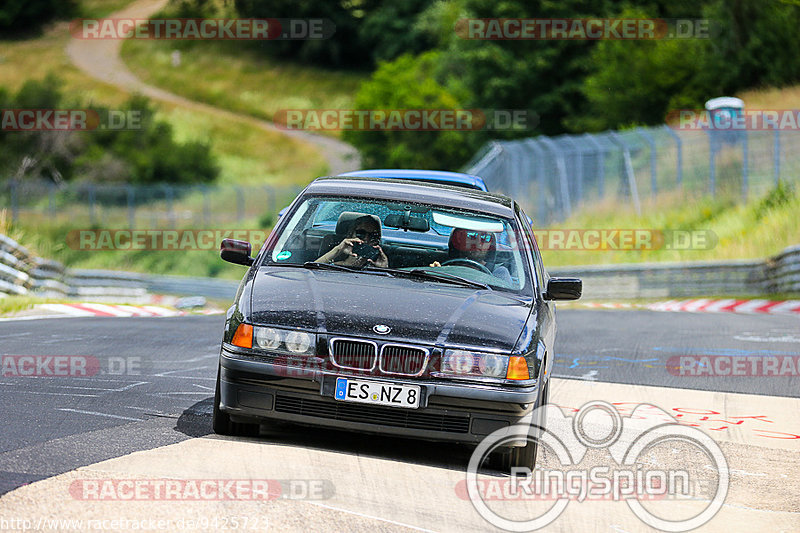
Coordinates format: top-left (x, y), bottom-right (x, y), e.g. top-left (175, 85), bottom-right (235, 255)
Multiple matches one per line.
top-left (0, 310), bottom-right (798, 532)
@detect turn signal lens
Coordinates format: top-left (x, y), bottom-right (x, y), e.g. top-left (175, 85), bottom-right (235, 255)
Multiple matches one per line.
top-left (506, 356), bottom-right (530, 380)
top-left (231, 323), bottom-right (253, 349)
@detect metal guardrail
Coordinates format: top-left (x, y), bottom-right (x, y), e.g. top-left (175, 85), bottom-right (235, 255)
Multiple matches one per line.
top-left (551, 246), bottom-right (800, 299)
top-left (0, 233), bottom-right (241, 301)
top-left (1, 233), bottom-right (797, 302)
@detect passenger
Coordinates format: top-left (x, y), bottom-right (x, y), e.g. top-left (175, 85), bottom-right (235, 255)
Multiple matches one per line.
top-left (431, 228), bottom-right (512, 283)
top-left (315, 214), bottom-right (389, 268)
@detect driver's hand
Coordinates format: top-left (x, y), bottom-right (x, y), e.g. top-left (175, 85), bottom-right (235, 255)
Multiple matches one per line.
top-left (429, 261), bottom-right (441, 267)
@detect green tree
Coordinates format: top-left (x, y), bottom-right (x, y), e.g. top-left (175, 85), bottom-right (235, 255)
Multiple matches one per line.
top-left (343, 52), bottom-right (477, 169)
top-left (0, 0), bottom-right (77, 34)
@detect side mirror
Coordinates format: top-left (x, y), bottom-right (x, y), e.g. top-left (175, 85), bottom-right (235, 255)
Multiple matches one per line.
top-left (220, 239), bottom-right (254, 266)
top-left (544, 278), bottom-right (582, 300)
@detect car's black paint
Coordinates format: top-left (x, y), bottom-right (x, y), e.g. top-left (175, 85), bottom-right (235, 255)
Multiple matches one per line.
top-left (215, 175), bottom-right (580, 471)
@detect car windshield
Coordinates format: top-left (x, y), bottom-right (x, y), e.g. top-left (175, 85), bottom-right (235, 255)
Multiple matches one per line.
top-left (265, 195), bottom-right (531, 293)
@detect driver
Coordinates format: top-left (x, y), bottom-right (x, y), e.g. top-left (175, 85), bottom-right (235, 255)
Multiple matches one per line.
top-left (431, 228), bottom-right (511, 283)
top-left (315, 214), bottom-right (389, 268)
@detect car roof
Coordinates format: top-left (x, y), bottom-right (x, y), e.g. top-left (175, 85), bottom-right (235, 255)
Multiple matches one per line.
top-left (338, 169), bottom-right (488, 191)
top-left (304, 175), bottom-right (515, 218)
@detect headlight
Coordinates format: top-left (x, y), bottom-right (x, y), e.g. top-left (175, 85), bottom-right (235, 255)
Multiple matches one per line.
top-left (444, 350), bottom-right (475, 374)
top-left (255, 327), bottom-right (282, 350)
top-left (478, 353), bottom-right (507, 377)
top-left (440, 349), bottom-right (510, 380)
top-left (285, 331), bottom-right (313, 353)
top-left (252, 326), bottom-right (315, 356)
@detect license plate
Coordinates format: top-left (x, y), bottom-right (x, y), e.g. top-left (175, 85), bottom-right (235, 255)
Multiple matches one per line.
top-left (334, 377), bottom-right (421, 409)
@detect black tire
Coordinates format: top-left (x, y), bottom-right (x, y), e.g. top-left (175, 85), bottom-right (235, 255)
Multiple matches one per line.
top-left (490, 379), bottom-right (549, 473)
top-left (212, 366), bottom-right (260, 437)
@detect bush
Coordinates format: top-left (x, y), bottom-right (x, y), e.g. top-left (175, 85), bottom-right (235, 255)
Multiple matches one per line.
top-left (0, 0), bottom-right (77, 34)
top-left (343, 52), bottom-right (478, 170)
top-left (0, 77), bottom-right (219, 185)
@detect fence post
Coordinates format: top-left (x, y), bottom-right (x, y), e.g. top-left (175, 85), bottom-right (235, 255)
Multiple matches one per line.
top-left (88, 184), bottom-right (96, 225)
top-left (538, 136), bottom-right (572, 220)
top-left (581, 133), bottom-right (605, 199)
top-left (636, 127), bottom-right (657, 197)
top-left (741, 130), bottom-right (748, 200)
top-left (707, 131), bottom-right (716, 195)
top-left (773, 129), bottom-right (781, 185)
top-left (127, 185), bottom-right (135, 229)
top-left (509, 142), bottom-right (527, 201)
top-left (236, 187), bottom-right (245, 222)
top-left (663, 125), bottom-right (683, 188)
top-left (164, 185), bottom-right (175, 227)
top-left (524, 139), bottom-right (547, 226)
top-left (561, 136), bottom-right (583, 204)
top-left (608, 132), bottom-right (641, 215)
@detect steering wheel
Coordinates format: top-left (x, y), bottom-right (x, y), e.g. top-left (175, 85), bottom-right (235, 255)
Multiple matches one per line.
top-left (441, 258), bottom-right (493, 275)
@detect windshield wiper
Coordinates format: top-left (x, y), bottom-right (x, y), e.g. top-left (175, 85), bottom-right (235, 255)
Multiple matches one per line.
top-left (364, 265), bottom-right (490, 290)
top-left (302, 261), bottom-right (358, 273)
top-left (302, 261), bottom-right (394, 276)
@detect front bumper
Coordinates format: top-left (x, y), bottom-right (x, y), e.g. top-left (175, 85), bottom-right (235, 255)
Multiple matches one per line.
top-left (219, 348), bottom-right (542, 445)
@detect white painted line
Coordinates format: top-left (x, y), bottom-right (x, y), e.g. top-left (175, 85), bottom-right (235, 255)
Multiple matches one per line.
top-left (57, 408), bottom-right (141, 422)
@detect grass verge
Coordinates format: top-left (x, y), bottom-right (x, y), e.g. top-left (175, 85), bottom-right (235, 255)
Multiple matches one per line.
top-left (121, 38), bottom-right (364, 135)
top-left (540, 182), bottom-right (800, 267)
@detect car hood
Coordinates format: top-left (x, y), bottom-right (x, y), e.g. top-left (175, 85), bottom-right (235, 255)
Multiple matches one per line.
top-left (249, 268), bottom-right (532, 352)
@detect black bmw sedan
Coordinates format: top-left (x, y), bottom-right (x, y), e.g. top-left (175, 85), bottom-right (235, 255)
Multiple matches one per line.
top-left (213, 175), bottom-right (581, 470)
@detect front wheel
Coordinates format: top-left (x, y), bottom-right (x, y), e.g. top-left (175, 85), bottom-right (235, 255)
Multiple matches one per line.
top-left (490, 379), bottom-right (549, 473)
top-left (212, 365), bottom-right (260, 437)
